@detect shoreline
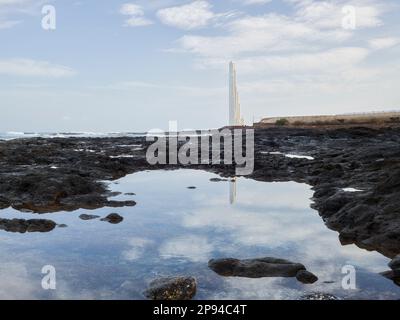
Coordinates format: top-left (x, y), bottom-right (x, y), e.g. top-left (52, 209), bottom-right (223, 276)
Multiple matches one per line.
top-left (0, 126), bottom-right (399, 259)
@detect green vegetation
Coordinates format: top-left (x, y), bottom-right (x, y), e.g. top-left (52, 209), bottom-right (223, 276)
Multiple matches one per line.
top-left (275, 118), bottom-right (289, 126)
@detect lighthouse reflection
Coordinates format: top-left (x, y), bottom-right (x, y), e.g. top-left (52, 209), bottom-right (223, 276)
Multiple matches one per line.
top-left (229, 178), bottom-right (237, 205)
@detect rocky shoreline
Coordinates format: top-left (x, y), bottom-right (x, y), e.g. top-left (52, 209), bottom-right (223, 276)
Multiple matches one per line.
top-left (0, 126), bottom-right (399, 261)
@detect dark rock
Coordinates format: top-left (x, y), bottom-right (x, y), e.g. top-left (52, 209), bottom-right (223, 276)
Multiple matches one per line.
top-left (300, 293), bottom-right (340, 300)
top-left (210, 178), bottom-right (228, 182)
top-left (296, 270), bottom-right (318, 284)
top-left (187, 186), bottom-right (197, 189)
top-left (208, 257), bottom-right (306, 278)
top-left (381, 270), bottom-right (396, 279)
top-left (106, 200), bottom-right (136, 208)
top-left (144, 276), bottom-right (197, 300)
top-left (108, 192), bottom-right (122, 197)
top-left (79, 214), bottom-right (100, 221)
top-left (58, 224), bottom-right (68, 228)
top-left (125, 193), bottom-right (136, 196)
top-left (101, 213), bottom-right (124, 224)
top-left (388, 254), bottom-right (400, 271)
top-left (0, 218), bottom-right (56, 233)
top-left (380, 269), bottom-right (400, 286)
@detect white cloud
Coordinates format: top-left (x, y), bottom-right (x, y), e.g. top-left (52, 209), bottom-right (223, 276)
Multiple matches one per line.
top-left (291, 0), bottom-right (385, 29)
top-left (0, 0), bottom-right (49, 30)
top-left (159, 235), bottom-right (213, 262)
top-left (241, 0), bottom-right (272, 5)
top-left (178, 13), bottom-right (351, 59)
top-left (157, 0), bottom-right (215, 30)
top-left (120, 3), bottom-right (153, 27)
top-left (124, 16), bottom-right (153, 27)
top-left (122, 237), bottom-right (153, 261)
top-left (120, 3), bottom-right (142, 15)
top-left (233, 47), bottom-right (370, 74)
top-left (0, 0), bottom-right (30, 6)
top-left (369, 37), bottom-right (400, 50)
top-left (0, 19), bottom-right (20, 28)
top-left (173, 0), bottom-right (389, 61)
top-left (0, 58), bottom-right (76, 77)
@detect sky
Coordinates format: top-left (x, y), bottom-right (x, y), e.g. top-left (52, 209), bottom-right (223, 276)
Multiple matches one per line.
top-left (0, 0), bottom-right (399, 132)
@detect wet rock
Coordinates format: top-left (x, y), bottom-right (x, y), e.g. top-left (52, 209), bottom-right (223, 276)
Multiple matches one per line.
top-left (208, 257), bottom-right (306, 278)
top-left (58, 224), bottom-right (68, 228)
top-left (388, 254), bottom-right (400, 271)
top-left (296, 270), bottom-right (318, 284)
top-left (125, 193), bottom-right (136, 196)
top-left (210, 178), bottom-right (228, 182)
top-left (101, 213), bottom-right (124, 224)
top-left (380, 270), bottom-right (400, 286)
top-left (108, 192), bottom-right (122, 197)
top-left (144, 276), bottom-right (197, 300)
top-left (79, 214), bottom-right (100, 221)
top-left (106, 200), bottom-right (136, 208)
top-left (300, 293), bottom-right (340, 300)
top-left (187, 186), bottom-right (197, 189)
top-left (0, 218), bottom-right (56, 233)
top-left (0, 197), bottom-right (9, 210)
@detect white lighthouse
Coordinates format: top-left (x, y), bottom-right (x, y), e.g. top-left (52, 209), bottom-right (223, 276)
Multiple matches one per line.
top-left (229, 61), bottom-right (244, 126)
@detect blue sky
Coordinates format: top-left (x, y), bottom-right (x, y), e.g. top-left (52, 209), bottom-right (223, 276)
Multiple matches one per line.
top-left (1, 0), bottom-right (399, 132)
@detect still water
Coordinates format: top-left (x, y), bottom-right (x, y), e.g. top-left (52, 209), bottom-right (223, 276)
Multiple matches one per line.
top-left (0, 169), bottom-right (398, 300)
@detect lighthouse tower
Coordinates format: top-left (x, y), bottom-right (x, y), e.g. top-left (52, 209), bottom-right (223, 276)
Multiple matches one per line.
top-left (229, 62), bottom-right (244, 126)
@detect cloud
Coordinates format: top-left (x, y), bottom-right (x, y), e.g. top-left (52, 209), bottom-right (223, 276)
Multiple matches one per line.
top-left (172, 0), bottom-right (389, 61)
top-left (120, 3), bottom-right (153, 27)
top-left (120, 3), bottom-right (143, 15)
top-left (291, 0), bottom-right (386, 29)
top-left (0, 0), bottom-right (48, 30)
top-left (0, 19), bottom-right (20, 28)
top-left (232, 47), bottom-right (370, 74)
top-left (122, 237), bottom-right (153, 261)
top-left (159, 235), bottom-right (213, 262)
top-left (177, 13), bottom-right (351, 59)
top-left (0, 58), bottom-right (76, 77)
top-left (157, 0), bottom-right (215, 30)
top-left (240, 0), bottom-right (272, 5)
top-left (106, 81), bottom-right (224, 97)
top-left (0, 0), bottom-right (30, 6)
top-left (369, 37), bottom-right (400, 50)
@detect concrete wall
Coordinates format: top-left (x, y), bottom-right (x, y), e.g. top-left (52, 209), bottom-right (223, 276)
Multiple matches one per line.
top-left (259, 111), bottom-right (400, 125)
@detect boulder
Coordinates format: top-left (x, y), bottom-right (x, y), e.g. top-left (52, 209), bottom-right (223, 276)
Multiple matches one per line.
top-left (79, 214), bottom-right (100, 221)
top-left (0, 218), bottom-right (56, 233)
top-left (296, 270), bottom-right (318, 284)
top-left (208, 257), bottom-right (306, 278)
top-left (101, 213), bottom-right (124, 224)
top-left (144, 276), bottom-right (197, 300)
top-left (388, 254), bottom-right (400, 271)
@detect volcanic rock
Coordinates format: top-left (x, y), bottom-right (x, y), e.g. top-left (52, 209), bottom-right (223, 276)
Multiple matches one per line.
top-left (144, 276), bottom-right (197, 300)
